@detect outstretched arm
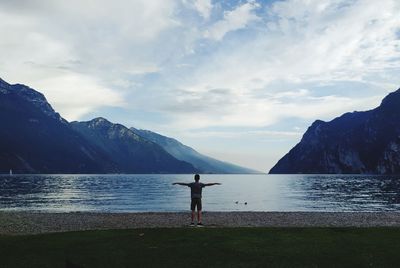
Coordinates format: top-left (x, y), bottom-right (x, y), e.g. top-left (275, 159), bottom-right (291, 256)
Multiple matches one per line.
top-left (172, 182), bottom-right (190, 186)
top-left (204, 183), bottom-right (221, 186)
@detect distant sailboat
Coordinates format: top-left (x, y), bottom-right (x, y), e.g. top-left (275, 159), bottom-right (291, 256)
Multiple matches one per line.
top-left (9, 169), bottom-right (12, 176)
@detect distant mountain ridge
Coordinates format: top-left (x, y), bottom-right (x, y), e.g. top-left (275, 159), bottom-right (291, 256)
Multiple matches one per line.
top-left (270, 87), bottom-right (400, 174)
top-left (130, 128), bottom-right (260, 174)
top-left (71, 118), bottom-right (197, 173)
top-left (0, 77), bottom-right (255, 174)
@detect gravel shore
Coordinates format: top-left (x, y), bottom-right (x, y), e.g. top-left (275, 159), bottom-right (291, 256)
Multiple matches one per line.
top-left (1, 212), bottom-right (400, 235)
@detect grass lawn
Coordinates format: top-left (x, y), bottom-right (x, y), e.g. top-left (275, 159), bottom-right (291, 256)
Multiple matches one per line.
top-left (1, 228), bottom-right (400, 267)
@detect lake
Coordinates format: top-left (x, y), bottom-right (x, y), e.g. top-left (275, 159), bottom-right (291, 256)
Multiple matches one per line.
top-left (1, 174), bottom-right (400, 212)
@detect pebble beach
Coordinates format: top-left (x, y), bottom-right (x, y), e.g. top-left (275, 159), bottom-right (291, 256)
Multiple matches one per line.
top-left (1, 212), bottom-right (400, 235)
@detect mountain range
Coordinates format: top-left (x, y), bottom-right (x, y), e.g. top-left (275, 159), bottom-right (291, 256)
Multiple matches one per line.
top-left (70, 118), bottom-right (196, 173)
top-left (0, 77), bottom-right (256, 174)
top-left (270, 87), bottom-right (400, 174)
top-left (130, 128), bottom-right (258, 174)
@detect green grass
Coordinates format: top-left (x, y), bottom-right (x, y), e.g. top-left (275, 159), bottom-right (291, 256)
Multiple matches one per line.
top-left (1, 228), bottom-right (400, 267)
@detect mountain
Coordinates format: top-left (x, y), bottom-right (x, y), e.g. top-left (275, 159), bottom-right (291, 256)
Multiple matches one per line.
top-left (269, 88), bottom-right (400, 174)
top-left (0, 77), bottom-right (252, 174)
top-left (0, 78), bottom-right (116, 173)
top-left (130, 128), bottom-right (260, 174)
top-left (71, 118), bottom-right (197, 173)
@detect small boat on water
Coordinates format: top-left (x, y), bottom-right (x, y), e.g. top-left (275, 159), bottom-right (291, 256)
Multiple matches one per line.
top-left (9, 169), bottom-right (12, 176)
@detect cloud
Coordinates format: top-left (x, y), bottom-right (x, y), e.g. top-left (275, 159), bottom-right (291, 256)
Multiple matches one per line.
top-left (3, 0), bottom-right (398, 126)
top-left (183, 129), bottom-right (303, 139)
top-left (156, 84), bottom-right (383, 131)
top-left (193, 0), bottom-right (213, 20)
top-left (266, 0), bottom-right (400, 75)
top-left (0, 0), bottom-right (179, 120)
top-left (147, 0), bottom-right (399, 133)
top-left (189, 0), bottom-right (400, 93)
top-left (34, 73), bottom-right (125, 120)
top-left (204, 1), bottom-right (260, 41)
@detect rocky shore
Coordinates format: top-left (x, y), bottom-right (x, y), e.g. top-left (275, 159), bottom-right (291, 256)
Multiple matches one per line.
top-left (1, 212), bottom-right (400, 235)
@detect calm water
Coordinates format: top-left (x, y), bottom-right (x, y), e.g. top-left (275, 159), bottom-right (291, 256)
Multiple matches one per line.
top-left (1, 174), bottom-right (400, 212)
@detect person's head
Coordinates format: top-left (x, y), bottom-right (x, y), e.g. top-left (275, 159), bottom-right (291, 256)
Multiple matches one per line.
top-left (194, 174), bottom-right (200, 182)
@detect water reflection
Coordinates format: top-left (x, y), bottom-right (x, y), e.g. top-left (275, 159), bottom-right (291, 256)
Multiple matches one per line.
top-left (1, 174), bottom-right (400, 212)
top-left (287, 175), bottom-right (400, 211)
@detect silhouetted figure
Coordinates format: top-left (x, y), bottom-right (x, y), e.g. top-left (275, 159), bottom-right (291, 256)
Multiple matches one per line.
top-left (173, 174), bottom-right (221, 226)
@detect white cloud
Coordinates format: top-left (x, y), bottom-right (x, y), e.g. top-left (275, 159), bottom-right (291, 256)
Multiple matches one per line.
top-left (152, 0), bottom-right (400, 132)
top-left (266, 0), bottom-right (400, 76)
top-left (34, 73), bottom-right (125, 120)
top-left (190, 0), bottom-right (400, 94)
top-left (0, 0), bottom-right (179, 119)
top-left (161, 88), bottom-right (382, 130)
top-left (4, 0), bottom-right (397, 127)
top-left (204, 1), bottom-right (260, 41)
top-left (193, 0), bottom-right (213, 20)
top-left (183, 129), bottom-right (303, 139)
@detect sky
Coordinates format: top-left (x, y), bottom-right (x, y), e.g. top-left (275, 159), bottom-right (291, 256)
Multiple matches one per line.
top-left (1, 0), bottom-right (400, 172)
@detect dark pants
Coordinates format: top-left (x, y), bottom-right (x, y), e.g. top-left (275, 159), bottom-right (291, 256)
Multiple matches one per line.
top-left (191, 198), bottom-right (202, 211)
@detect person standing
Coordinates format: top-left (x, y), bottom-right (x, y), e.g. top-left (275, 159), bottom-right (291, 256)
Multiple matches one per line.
top-left (173, 174), bottom-right (221, 226)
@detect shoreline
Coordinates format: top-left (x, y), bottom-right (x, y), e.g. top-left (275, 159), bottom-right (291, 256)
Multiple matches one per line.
top-left (2, 211), bottom-right (400, 235)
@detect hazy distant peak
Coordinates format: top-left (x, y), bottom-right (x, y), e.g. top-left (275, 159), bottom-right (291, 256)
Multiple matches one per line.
top-left (131, 128), bottom-right (185, 146)
top-left (130, 127), bottom-right (260, 174)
